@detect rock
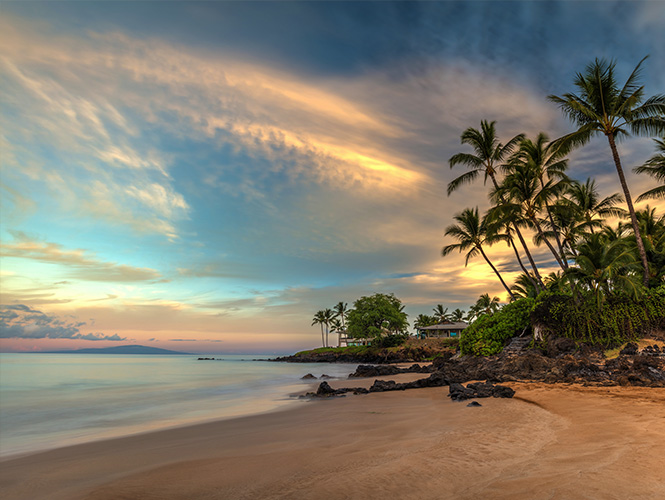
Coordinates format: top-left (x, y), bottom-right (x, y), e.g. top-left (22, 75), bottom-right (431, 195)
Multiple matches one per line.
top-left (492, 384), bottom-right (515, 398)
top-left (369, 380), bottom-right (400, 392)
top-left (301, 373), bottom-right (317, 379)
top-left (320, 374), bottom-right (332, 379)
top-left (467, 401), bottom-right (482, 407)
top-left (448, 383), bottom-right (476, 402)
top-left (316, 381), bottom-right (336, 396)
top-left (546, 337), bottom-right (577, 357)
top-left (620, 342), bottom-right (639, 356)
top-left (466, 381), bottom-right (495, 398)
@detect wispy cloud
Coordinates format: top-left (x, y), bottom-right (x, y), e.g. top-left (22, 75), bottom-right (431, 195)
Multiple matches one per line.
top-left (1, 232), bottom-right (161, 282)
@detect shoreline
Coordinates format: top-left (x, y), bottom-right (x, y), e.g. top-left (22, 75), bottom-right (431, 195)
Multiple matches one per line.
top-left (2, 376), bottom-right (665, 499)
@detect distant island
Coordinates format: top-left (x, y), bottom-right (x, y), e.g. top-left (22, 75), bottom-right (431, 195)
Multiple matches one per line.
top-left (43, 345), bottom-right (192, 355)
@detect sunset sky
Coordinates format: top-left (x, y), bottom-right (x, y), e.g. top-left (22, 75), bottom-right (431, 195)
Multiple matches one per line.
top-left (1, 1), bottom-right (663, 353)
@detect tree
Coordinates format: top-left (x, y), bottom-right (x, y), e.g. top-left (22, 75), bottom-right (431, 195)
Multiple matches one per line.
top-left (548, 57), bottom-right (665, 286)
top-left (346, 293), bottom-right (409, 339)
top-left (565, 233), bottom-right (641, 311)
top-left (450, 308), bottom-right (466, 322)
top-left (634, 138), bottom-right (665, 202)
top-left (448, 120), bottom-right (542, 282)
top-left (321, 308), bottom-right (335, 347)
top-left (414, 314), bottom-right (437, 329)
top-left (442, 207), bottom-right (516, 300)
top-left (564, 178), bottom-right (625, 234)
top-left (333, 301), bottom-right (348, 330)
top-left (311, 311), bottom-right (325, 347)
top-left (432, 304), bottom-right (450, 323)
top-left (468, 293), bottom-right (502, 320)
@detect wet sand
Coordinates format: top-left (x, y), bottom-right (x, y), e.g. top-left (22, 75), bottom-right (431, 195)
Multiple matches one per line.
top-left (2, 376), bottom-right (664, 499)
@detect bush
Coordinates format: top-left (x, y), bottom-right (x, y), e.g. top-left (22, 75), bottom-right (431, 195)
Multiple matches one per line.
top-left (373, 333), bottom-right (409, 348)
top-left (530, 285), bottom-right (665, 347)
top-left (460, 298), bottom-right (535, 356)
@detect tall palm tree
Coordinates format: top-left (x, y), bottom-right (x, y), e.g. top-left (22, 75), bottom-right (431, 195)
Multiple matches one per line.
top-left (432, 304), bottom-right (450, 323)
top-left (511, 273), bottom-right (540, 299)
top-left (634, 138), bottom-right (665, 201)
top-left (312, 311), bottom-right (325, 347)
top-left (447, 121), bottom-right (542, 283)
top-left (321, 308), bottom-right (335, 347)
top-left (508, 133), bottom-right (570, 262)
top-left (497, 162), bottom-right (568, 271)
top-left (442, 207), bottom-right (516, 300)
top-left (548, 57), bottom-right (665, 286)
top-left (333, 302), bottom-right (348, 330)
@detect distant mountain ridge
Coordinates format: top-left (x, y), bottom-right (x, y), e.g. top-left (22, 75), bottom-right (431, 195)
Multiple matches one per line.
top-left (43, 345), bottom-right (192, 355)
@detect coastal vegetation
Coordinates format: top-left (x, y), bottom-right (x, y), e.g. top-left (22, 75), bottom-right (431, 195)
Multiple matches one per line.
top-left (309, 57), bottom-right (664, 358)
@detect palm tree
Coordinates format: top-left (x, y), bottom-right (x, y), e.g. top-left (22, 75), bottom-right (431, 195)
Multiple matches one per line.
top-left (333, 302), bottom-right (348, 330)
top-left (497, 161), bottom-right (568, 271)
top-left (508, 132), bottom-right (570, 261)
top-left (321, 308), bottom-right (335, 347)
top-left (442, 207), bottom-right (516, 300)
top-left (450, 308), bottom-right (466, 322)
top-left (565, 178), bottom-right (626, 234)
top-left (565, 233), bottom-right (641, 311)
top-left (432, 304), bottom-right (450, 323)
top-left (548, 57), bottom-right (665, 286)
top-left (414, 314), bottom-right (436, 330)
top-left (473, 293), bottom-right (502, 316)
top-left (634, 138), bottom-right (665, 201)
top-left (448, 121), bottom-right (542, 283)
top-left (511, 273), bottom-right (540, 299)
top-left (312, 311), bottom-right (325, 347)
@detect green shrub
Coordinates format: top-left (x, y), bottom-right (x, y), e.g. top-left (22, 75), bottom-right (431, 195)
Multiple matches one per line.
top-left (460, 298), bottom-right (535, 356)
top-left (530, 285), bottom-right (665, 347)
top-left (373, 333), bottom-right (409, 348)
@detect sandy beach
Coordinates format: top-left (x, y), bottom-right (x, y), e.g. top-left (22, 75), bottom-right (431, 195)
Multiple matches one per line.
top-left (2, 374), bottom-right (664, 500)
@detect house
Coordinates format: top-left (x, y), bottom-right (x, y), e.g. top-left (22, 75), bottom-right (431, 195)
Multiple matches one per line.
top-left (417, 321), bottom-right (468, 339)
top-left (338, 332), bottom-right (372, 347)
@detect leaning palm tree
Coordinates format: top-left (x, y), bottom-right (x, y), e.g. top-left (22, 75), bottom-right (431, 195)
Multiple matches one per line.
top-left (448, 121), bottom-right (542, 282)
top-left (548, 57), bottom-right (665, 287)
top-left (442, 207), bottom-right (516, 300)
top-left (312, 311), bottom-right (325, 347)
top-left (508, 132), bottom-right (570, 261)
top-left (634, 137), bottom-right (665, 201)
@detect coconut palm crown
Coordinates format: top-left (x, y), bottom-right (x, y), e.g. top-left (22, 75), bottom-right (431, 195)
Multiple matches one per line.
top-left (548, 56), bottom-right (665, 286)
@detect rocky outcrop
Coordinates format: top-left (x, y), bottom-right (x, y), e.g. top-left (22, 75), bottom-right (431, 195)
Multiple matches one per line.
top-left (448, 381), bottom-right (515, 401)
top-left (274, 345), bottom-right (457, 364)
top-left (349, 363), bottom-right (434, 378)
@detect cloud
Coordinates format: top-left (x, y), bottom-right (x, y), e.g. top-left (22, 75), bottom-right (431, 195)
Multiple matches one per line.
top-left (0, 304), bottom-right (126, 341)
top-left (1, 232), bottom-right (162, 282)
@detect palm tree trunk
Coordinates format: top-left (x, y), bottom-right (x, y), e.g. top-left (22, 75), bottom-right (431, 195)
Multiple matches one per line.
top-left (488, 173), bottom-right (545, 286)
top-left (320, 324), bottom-right (325, 347)
top-left (607, 134), bottom-right (650, 287)
top-left (509, 236), bottom-right (541, 291)
top-left (531, 215), bottom-right (567, 271)
top-left (538, 177), bottom-right (568, 268)
top-left (325, 324), bottom-right (329, 347)
top-left (512, 222), bottom-right (545, 286)
top-left (478, 245), bottom-right (516, 300)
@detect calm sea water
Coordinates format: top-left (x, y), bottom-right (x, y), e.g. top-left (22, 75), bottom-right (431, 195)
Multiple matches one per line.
top-left (0, 353), bottom-right (357, 458)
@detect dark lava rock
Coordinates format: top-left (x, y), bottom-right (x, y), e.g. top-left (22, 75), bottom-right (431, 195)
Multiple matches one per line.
top-left (316, 381), bottom-right (336, 396)
top-left (467, 401), bottom-right (482, 407)
top-left (546, 337), bottom-right (577, 357)
top-left (301, 373), bottom-right (317, 379)
top-left (449, 381), bottom-right (515, 401)
top-left (620, 342), bottom-right (639, 356)
top-left (349, 363), bottom-right (433, 378)
top-left (320, 374), bottom-right (332, 379)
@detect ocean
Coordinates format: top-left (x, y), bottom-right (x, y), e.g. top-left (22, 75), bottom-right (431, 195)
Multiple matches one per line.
top-left (0, 353), bottom-right (357, 458)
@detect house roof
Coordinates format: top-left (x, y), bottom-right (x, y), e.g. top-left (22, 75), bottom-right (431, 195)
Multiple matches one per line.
top-left (418, 322), bottom-right (468, 330)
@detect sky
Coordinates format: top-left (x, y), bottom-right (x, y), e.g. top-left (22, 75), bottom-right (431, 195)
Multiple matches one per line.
top-left (1, 1), bottom-right (663, 354)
